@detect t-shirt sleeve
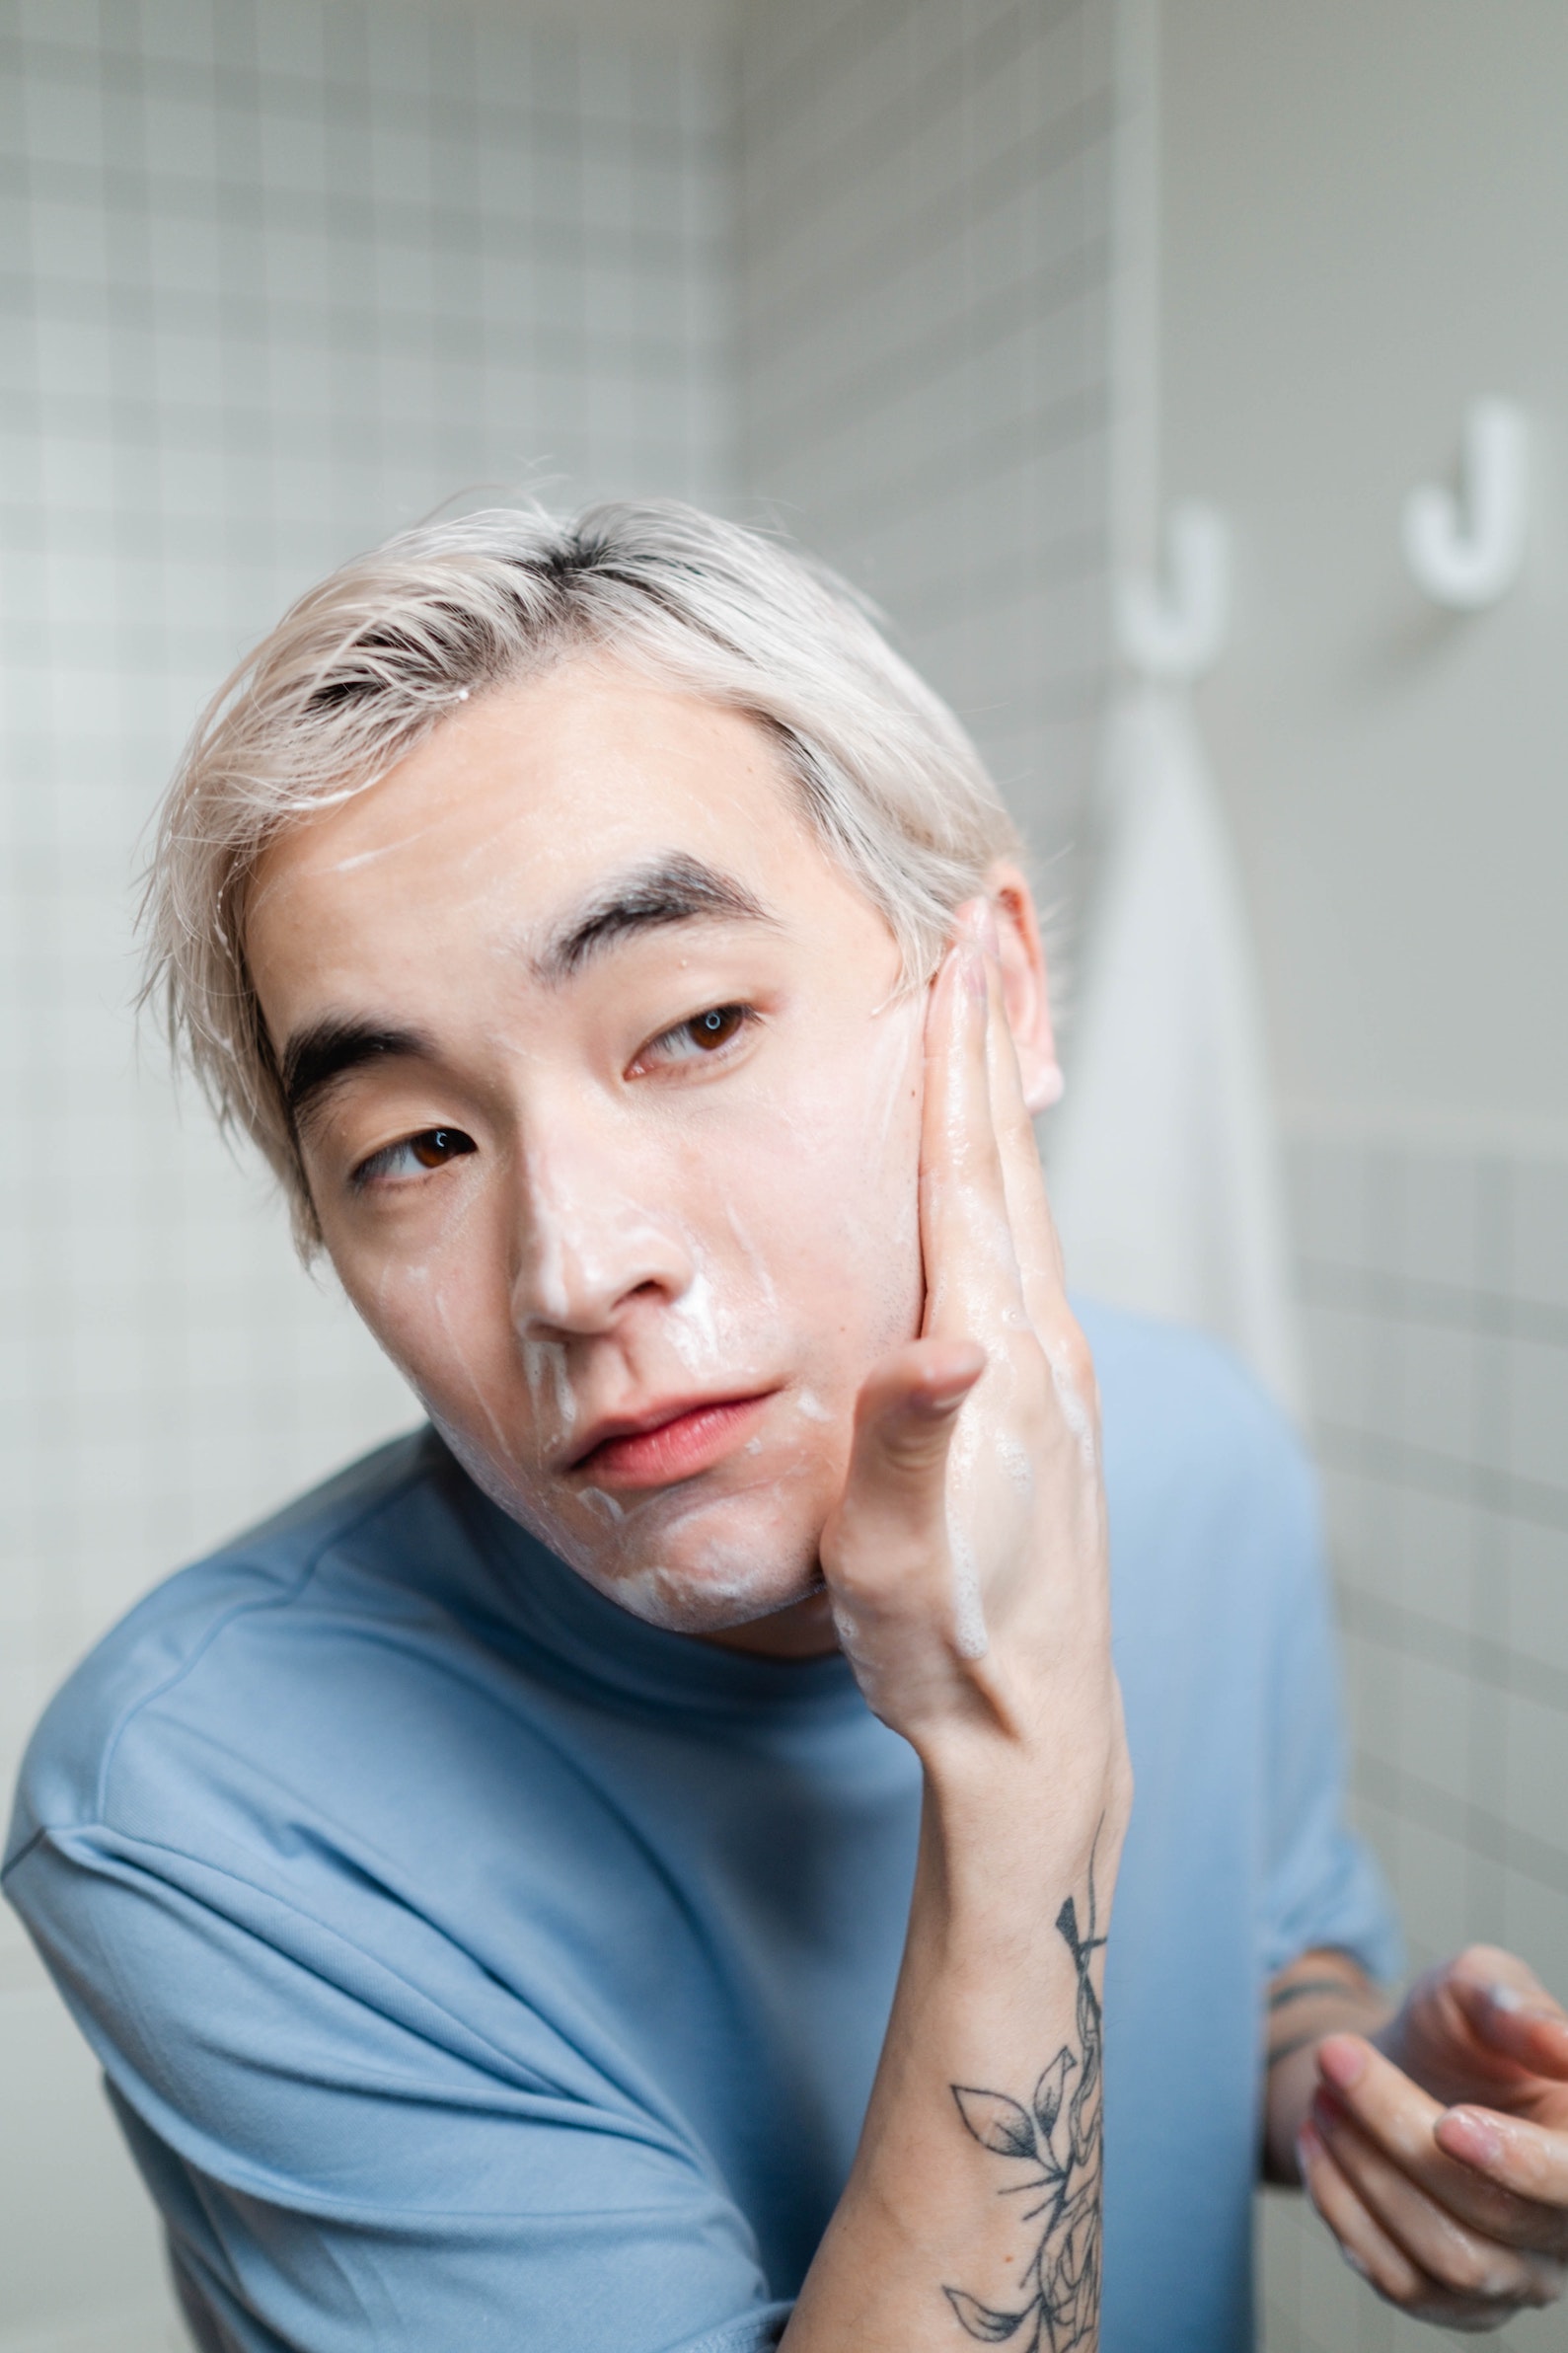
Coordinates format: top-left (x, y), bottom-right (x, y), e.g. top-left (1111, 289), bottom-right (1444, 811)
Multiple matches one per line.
top-left (1259, 1444), bottom-right (1403, 1988)
top-left (4, 1821), bottom-right (792, 2353)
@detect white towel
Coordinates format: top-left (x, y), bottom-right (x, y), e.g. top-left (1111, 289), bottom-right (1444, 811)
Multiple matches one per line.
top-left (1046, 686), bottom-right (1305, 1416)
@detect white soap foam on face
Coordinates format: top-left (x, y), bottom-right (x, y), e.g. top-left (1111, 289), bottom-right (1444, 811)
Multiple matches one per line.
top-left (664, 1256), bottom-right (725, 1376)
top-left (794, 1389), bottom-right (833, 1423)
top-left (431, 1284), bottom-right (514, 1463)
top-left (576, 1484), bottom-right (626, 1525)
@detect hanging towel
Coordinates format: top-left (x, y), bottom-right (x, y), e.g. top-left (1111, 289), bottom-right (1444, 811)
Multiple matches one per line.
top-left (1046, 685), bottom-right (1305, 1417)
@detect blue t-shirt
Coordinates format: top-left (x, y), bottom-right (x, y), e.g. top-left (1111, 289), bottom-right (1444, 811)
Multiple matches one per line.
top-left (4, 1304), bottom-right (1397, 2353)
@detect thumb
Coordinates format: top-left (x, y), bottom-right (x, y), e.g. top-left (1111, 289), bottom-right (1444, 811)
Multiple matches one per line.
top-left (826, 1340), bottom-right (985, 1562)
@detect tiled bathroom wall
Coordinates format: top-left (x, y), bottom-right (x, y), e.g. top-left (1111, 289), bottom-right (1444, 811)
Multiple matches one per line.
top-left (737, 0), bottom-right (1116, 914)
top-left (0, 4), bottom-right (733, 2344)
top-left (1259, 1127), bottom-right (1568, 2353)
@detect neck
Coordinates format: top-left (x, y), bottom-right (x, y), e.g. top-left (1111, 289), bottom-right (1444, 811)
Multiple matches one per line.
top-left (697, 1586), bottom-right (841, 1661)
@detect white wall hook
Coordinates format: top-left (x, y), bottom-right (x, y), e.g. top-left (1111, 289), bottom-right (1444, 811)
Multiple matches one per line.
top-left (1118, 501), bottom-right (1231, 683)
top-left (1402, 399), bottom-right (1530, 610)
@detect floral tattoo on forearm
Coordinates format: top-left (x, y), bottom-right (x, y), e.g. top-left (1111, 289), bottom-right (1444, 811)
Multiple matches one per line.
top-left (943, 1855), bottom-right (1106, 2349)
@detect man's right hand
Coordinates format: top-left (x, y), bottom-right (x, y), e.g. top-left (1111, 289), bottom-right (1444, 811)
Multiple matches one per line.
top-left (820, 901), bottom-right (1127, 1820)
top-left (788, 904), bottom-right (1130, 2353)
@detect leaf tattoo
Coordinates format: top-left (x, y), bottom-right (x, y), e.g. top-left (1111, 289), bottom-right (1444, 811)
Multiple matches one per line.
top-left (952, 2089), bottom-right (1043, 2163)
top-left (942, 1846), bottom-right (1107, 2351)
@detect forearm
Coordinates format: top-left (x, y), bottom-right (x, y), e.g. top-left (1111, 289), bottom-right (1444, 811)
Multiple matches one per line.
top-left (785, 1753), bottom-right (1128, 2353)
top-left (1262, 1948), bottom-right (1392, 2183)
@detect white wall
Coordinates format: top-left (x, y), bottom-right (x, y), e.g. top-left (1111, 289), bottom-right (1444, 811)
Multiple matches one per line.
top-left (1154, 6), bottom-right (1568, 2348)
top-left (738, 0), bottom-right (1118, 942)
top-left (1160, 0), bottom-right (1568, 1141)
top-left (0, 4), bottom-right (733, 2344)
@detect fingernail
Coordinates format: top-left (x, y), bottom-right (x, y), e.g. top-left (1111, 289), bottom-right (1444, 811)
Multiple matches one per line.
top-left (1489, 1981), bottom-right (1526, 2013)
top-left (1317, 2036), bottom-right (1368, 2091)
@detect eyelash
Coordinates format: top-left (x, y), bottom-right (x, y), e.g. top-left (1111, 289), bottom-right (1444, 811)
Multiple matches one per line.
top-left (347, 1006), bottom-right (759, 1191)
top-left (350, 1128), bottom-right (476, 1190)
top-left (631, 1002), bottom-right (759, 1072)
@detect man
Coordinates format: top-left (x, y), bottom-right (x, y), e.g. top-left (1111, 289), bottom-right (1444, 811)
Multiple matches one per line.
top-left (6, 502), bottom-right (1568, 2352)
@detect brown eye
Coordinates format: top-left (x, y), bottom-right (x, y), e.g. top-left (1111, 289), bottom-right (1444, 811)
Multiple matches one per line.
top-left (633, 1002), bottom-right (758, 1077)
top-left (353, 1126), bottom-right (478, 1188)
top-left (687, 1006), bottom-right (746, 1051)
top-left (410, 1128), bottom-right (473, 1169)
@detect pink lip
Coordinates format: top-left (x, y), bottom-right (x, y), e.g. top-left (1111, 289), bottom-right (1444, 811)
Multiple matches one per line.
top-left (570, 1393), bottom-right (776, 1490)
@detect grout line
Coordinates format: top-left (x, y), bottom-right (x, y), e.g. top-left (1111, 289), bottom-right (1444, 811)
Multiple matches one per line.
top-left (1340, 1585), bottom-right (1568, 1718)
top-left (1316, 1421), bottom-right (1568, 1536)
top-left (1301, 1259), bottom-right (1568, 1349)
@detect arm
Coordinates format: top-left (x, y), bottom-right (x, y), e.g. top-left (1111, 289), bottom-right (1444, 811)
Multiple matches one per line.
top-left (784, 913), bottom-right (1132, 2352)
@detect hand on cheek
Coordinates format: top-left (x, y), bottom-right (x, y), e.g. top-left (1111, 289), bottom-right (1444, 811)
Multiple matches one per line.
top-left (817, 896), bottom-right (1126, 1852)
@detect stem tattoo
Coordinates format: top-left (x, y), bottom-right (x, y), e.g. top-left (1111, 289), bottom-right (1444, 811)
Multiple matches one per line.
top-left (943, 1851), bottom-right (1106, 2349)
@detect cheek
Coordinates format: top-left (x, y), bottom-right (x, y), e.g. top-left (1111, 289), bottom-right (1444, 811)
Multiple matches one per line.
top-left (325, 1191), bottom-right (517, 1414)
top-left (722, 1002), bottom-right (926, 1341)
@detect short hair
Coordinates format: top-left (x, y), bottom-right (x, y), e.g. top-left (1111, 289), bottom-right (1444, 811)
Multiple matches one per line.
top-left (144, 497), bottom-right (1022, 1246)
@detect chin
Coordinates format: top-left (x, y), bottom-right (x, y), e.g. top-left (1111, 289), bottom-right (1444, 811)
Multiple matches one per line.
top-left (577, 1496), bottom-right (828, 1634)
top-left (432, 1405), bottom-right (829, 1635)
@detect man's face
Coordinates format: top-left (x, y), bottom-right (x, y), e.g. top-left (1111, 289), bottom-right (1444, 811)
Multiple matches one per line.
top-left (247, 659), bottom-right (929, 1637)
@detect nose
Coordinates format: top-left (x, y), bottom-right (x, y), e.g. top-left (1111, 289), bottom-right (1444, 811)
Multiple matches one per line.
top-left (508, 1133), bottom-right (697, 1342)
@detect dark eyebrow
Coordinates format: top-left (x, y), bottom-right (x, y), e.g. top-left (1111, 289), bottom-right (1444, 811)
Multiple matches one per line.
top-left (279, 1018), bottom-right (436, 1133)
top-left (533, 852), bottom-right (773, 986)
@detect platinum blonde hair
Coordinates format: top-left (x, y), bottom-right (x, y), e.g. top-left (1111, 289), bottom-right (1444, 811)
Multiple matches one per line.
top-left (145, 497), bottom-right (1022, 1243)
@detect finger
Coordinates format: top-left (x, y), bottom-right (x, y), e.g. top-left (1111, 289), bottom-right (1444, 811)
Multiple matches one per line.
top-left (949, 905), bottom-right (1099, 1470)
top-left (824, 1341), bottom-right (986, 1596)
top-left (1437, 2102), bottom-right (1568, 2217)
top-left (958, 901), bottom-right (1069, 1333)
top-left (920, 938), bottom-right (1025, 1337)
top-left (1318, 2035), bottom-right (1568, 2253)
top-left (1313, 2091), bottom-right (1566, 2310)
top-left (1296, 2119), bottom-right (1431, 2308)
top-left (1451, 1967), bottom-right (1568, 2085)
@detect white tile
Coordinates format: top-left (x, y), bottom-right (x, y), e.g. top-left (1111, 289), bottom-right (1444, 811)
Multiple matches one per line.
top-left (1508, 1157), bottom-right (1568, 1317)
top-left (1503, 1688), bottom-right (1568, 1864)
top-left (1507, 1334), bottom-right (1568, 1493)
top-left (1505, 1519), bottom-right (1568, 1679)
top-left (1390, 1815), bottom-right (1474, 1972)
top-left (1388, 1144), bottom-right (1482, 1292)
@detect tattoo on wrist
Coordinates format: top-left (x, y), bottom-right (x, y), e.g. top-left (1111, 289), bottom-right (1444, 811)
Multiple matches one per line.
top-left (1268, 1974), bottom-right (1370, 2013)
top-left (943, 1842), bottom-right (1106, 2348)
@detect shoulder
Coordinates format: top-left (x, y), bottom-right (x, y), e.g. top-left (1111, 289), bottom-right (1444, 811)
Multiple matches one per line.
top-left (1075, 1297), bottom-right (1319, 1605)
top-left (5, 1426), bottom-right (447, 1863)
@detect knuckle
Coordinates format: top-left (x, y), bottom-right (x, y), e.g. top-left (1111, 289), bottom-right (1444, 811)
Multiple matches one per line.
top-left (1432, 2241), bottom-right (1505, 2300)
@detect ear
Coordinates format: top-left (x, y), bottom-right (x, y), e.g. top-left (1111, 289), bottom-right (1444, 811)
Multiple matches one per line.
top-left (984, 862), bottom-right (1063, 1114)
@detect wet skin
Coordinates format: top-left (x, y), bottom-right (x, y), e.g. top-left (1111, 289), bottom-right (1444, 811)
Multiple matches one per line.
top-left (246, 656), bottom-right (1057, 1653)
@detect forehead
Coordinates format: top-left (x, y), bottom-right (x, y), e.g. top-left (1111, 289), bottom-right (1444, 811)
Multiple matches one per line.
top-left (253, 659), bottom-right (817, 928)
top-left (243, 660), bottom-right (904, 1055)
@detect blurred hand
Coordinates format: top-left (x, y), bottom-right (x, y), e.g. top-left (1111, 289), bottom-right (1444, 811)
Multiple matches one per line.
top-left (1298, 1944), bottom-right (1568, 2329)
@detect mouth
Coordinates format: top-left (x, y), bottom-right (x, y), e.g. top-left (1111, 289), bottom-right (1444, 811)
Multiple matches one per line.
top-left (567, 1392), bottom-right (779, 1490)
